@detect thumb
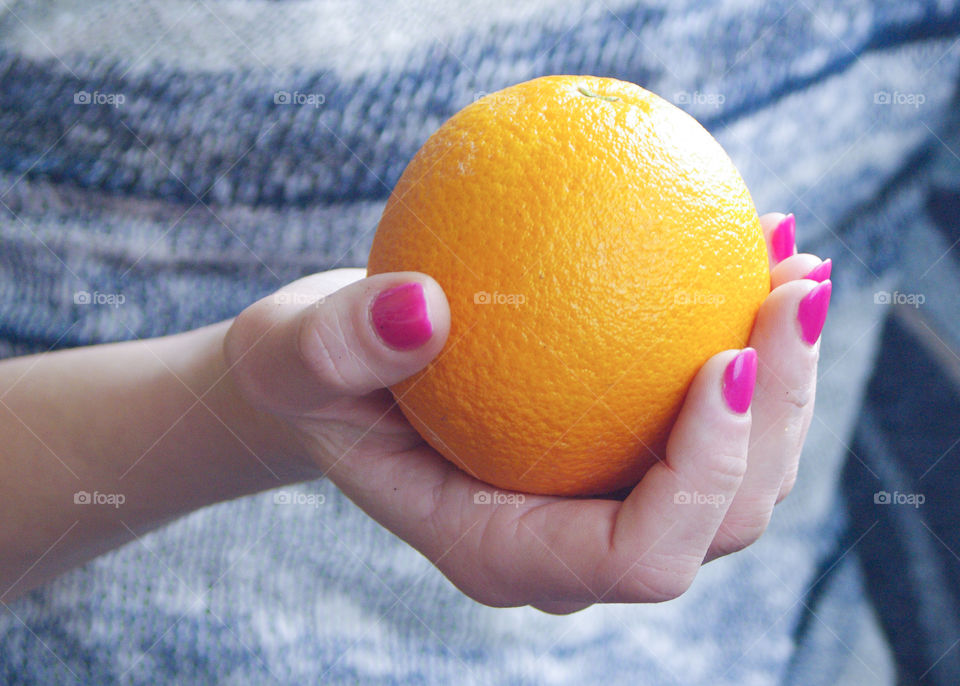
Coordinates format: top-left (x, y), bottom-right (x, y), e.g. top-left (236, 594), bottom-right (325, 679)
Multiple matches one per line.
top-left (224, 272), bottom-right (450, 416)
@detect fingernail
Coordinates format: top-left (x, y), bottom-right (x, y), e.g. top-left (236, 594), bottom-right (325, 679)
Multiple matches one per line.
top-left (797, 281), bottom-right (832, 345)
top-left (722, 348), bottom-right (758, 414)
top-left (371, 282), bottom-right (433, 351)
top-left (804, 258), bottom-right (832, 283)
top-left (770, 214), bottom-right (796, 263)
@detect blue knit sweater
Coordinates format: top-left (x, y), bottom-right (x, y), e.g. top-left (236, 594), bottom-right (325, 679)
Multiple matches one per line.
top-left (2, 1), bottom-right (960, 683)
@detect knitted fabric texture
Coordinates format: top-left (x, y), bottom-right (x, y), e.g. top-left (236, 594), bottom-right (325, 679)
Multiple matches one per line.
top-left (1, 1), bottom-right (960, 683)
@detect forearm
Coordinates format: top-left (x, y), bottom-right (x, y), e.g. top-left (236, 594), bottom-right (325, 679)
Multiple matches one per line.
top-left (0, 321), bottom-right (312, 601)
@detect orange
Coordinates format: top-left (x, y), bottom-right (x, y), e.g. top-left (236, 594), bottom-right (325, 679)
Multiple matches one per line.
top-left (367, 75), bottom-right (769, 496)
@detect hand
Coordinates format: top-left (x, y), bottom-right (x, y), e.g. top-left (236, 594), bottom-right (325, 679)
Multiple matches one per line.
top-left (223, 212), bottom-right (831, 614)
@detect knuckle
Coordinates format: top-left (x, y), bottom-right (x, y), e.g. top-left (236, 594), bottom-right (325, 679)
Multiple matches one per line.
top-left (777, 471), bottom-right (798, 503)
top-left (532, 601), bottom-right (593, 615)
top-left (422, 506), bottom-right (517, 608)
top-left (296, 310), bottom-right (353, 392)
top-left (701, 451), bottom-right (749, 491)
top-left (435, 558), bottom-right (513, 608)
top-left (225, 303), bottom-right (269, 365)
top-left (779, 383), bottom-right (814, 412)
top-left (765, 362), bottom-right (817, 413)
top-left (605, 554), bottom-right (698, 603)
top-left (223, 305), bottom-right (275, 404)
top-left (716, 510), bottom-right (771, 553)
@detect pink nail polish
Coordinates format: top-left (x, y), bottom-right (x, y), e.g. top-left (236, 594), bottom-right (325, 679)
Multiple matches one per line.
top-left (722, 348), bottom-right (758, 414)
top-left (804, 258), bottom-right (832, 283)
top-left (797, 280), bottom-right (832, 345)
top-left (770, 214), bottom-right (796, 263)
top-left (371, 283), bottom-right (433, 351)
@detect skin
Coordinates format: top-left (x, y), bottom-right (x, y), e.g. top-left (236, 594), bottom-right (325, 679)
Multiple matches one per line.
top-left (0, 213), bottom-right (825, 614)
